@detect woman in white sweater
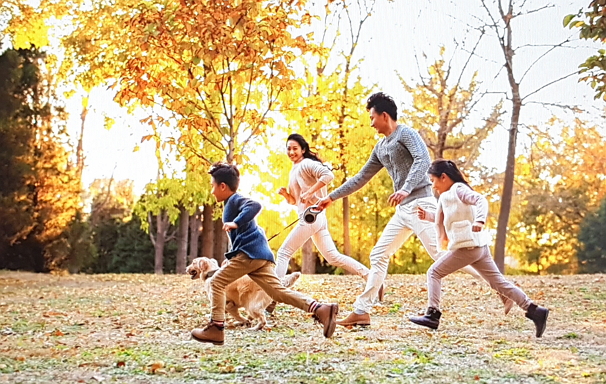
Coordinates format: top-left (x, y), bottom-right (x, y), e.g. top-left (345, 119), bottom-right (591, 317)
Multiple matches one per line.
top-left (409, 159), bottom-right (549, 337)
top-left (274, 134), bottom-right (371, 281)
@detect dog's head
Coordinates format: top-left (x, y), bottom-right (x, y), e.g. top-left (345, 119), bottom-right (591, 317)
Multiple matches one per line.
top-left (185, 257), bottom-right (220, 280)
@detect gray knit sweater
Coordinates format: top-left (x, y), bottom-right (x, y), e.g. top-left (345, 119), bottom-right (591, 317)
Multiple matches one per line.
top-left (329, 125), bottom-right (433, 206)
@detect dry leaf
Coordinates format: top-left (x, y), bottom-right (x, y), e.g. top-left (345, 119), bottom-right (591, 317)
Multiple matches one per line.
top-left (42, 311), bottom-right (67, 317)
top-left (149, 361), bottom-right (164, 373)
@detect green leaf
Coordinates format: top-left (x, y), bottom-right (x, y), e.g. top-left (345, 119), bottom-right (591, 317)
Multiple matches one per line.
top-left (563, 14), bottom-right (575, 28)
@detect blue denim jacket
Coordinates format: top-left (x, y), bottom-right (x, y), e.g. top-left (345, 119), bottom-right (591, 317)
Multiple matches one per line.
top-left (222, 193), bottom-right (274, 262)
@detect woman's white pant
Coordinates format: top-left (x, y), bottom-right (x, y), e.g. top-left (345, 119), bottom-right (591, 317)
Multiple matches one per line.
top-left (275, 211), bottom-right (370, 278)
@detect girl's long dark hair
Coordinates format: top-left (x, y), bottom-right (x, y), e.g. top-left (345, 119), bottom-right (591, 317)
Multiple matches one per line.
top-left (428, 159), bottom-right (471, 188)
top-left (287, 133), bottom-right (323, 163)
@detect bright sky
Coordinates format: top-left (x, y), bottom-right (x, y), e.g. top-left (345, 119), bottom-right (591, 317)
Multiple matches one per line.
top-left (68, 0), bottom-right (604, 198)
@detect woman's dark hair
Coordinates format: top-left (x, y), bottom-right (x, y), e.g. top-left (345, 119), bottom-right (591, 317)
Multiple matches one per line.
top-left (208, 162), bottom-right (240, 191)
top-left (427, 159), bottom-right (470, 188)
top-left (287, 133), bottom-right (323, 163)
top-left (366, 92), bottom-right (397, 121)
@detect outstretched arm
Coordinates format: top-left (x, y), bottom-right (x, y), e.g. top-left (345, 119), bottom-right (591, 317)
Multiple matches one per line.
top-left (328, 148), bottom-right (383, 202)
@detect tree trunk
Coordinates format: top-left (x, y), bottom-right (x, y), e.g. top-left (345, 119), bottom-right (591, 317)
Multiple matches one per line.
top-left (201, 203), bottom-right (214, 258)
top-left (213, 218), bottom-right (227, 265)
top-left (175, 206), bottom-right (189, 274)
top-left (76, 95), bottom-right (89, 181)
top-left (494, 4), bottom-right (521, 274)
top-left (342, 196), bottom-right (352, 256)
top-left (154, 211), bottom-right (167, 275)
top-left (494, 96), bottom-right (521, 273)
top-left (189, 208), bottom-right (201, 263)
top-left (301, 238), bottom-right (316, 274)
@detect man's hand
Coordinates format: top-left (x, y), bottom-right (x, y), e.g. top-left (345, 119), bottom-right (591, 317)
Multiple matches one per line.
top-left (417, 206), bottom-right (428, 221)
top-left (387, 190), bottom-right (410, 206)
top-left (417, 206), bottom-right (435, 222)
top-left (316, 196), bottom-right (333, 211)
top-left (278, 187), bottom-right (288, 197)
top-left (223, 222), bottom-right (238, 232)
top-left (472, 221), bottom-right (484, 232)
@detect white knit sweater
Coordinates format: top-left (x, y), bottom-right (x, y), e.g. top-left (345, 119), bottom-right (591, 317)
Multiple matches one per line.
top-left (288, 158), bottom-right (334, 214)
top-left (435, 183), bottom-right (490, 251)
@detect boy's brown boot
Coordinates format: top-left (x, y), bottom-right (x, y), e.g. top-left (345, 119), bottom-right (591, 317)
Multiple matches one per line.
top-left (191, 322), bottom-right (225, 345)
top-left (409, 307), bottom-right (441, 330)
top-left (313, 304), bottom-right (339, 338)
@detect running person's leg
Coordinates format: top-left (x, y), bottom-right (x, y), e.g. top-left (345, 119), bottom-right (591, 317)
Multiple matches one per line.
top-left (275, 218), bottom-right (320, 277)
top-left (311, 212), bottom-right (369, 278)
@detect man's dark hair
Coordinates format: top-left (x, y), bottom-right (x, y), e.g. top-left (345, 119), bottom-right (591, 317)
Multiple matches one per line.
top-left (366, 92), bottom-right (397, 121)
top-left (209, 162), bottom-right (240, 191)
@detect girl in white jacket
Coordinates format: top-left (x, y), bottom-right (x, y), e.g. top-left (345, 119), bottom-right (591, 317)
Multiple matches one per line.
top-left (409, 159), bottom-right (549, 337)
top-left (274, 134), bottom-right (371, 280)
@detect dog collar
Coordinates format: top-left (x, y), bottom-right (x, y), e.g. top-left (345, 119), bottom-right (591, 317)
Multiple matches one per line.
top-left (203, 270), bottom-right (217, 279)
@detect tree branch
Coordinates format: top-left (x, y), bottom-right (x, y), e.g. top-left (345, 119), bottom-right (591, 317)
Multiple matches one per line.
top-left (519, 39), bottom-right (571, 83)
top-left (522, 71), bottom-right (579, 101)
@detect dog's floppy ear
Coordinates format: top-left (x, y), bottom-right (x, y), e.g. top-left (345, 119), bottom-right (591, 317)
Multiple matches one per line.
top-left (210, 258), bottom-right (220, 269)
top-left (187, 257), bottom-right (205, 280)
top-left (200, 257), bottom-right (220, 273)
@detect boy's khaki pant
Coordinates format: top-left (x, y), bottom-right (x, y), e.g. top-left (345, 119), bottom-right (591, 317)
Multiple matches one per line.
top-left (209, 252), bottom-right (314, 322)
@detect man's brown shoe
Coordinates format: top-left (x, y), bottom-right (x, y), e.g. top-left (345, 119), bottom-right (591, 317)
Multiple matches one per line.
top-left (312, 303), bottom-right (339, 338)
top-left (191, 322), bottom-right (224, 345)
top-left (336, 311), bottom-right (371, 327)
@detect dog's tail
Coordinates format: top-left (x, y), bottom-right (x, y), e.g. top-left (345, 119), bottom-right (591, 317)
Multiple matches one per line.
top-left (281, 272), bottom-right (301, 288)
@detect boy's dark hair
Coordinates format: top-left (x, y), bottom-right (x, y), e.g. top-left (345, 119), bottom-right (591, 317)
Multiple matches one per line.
top-left (428, 159), bottom-right (471, 188)
top-left (287, 133), bottom-right (323, 163)
top-left (209, 162), bottom-right (240, 191)
top-left (366, 92), bottom-right (397, 121)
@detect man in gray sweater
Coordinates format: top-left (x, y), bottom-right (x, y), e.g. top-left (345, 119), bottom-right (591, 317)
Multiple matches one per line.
top-left (317, 92), bottom-right (439, 326)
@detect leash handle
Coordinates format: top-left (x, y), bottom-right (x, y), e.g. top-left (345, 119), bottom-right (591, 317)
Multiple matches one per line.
top-left (266, 201), bottom-right (323, 242)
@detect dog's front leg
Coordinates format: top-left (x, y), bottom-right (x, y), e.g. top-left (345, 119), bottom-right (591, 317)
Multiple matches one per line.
top-left (225, 301), bottom-right (250, 327)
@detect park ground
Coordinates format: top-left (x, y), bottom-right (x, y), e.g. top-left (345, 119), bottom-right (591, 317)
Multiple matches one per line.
top-left (0, 271), bottom-right (605, 384)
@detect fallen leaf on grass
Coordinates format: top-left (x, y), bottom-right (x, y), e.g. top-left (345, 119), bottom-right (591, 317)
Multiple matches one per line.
top-left (43, 311), bottom-right (67, 317)
top-left (219, 365), bottom-right (236, 373)
top-left (148, 361), bottom-right (166, 374)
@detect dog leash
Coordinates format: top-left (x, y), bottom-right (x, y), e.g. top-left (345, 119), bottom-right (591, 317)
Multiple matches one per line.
top-left (266, 201), bottom-right (322, 243)
top-left (266, 217), bottom-right (299, 242)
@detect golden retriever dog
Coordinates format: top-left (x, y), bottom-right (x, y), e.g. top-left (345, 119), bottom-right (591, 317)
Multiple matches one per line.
top-left (186, 257), bottom-right (301, 330)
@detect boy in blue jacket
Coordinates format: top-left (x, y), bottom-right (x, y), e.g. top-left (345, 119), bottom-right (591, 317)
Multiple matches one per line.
top-left (191, 163), bottom-right (339, 345)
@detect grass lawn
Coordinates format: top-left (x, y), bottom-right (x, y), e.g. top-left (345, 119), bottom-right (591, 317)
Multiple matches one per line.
top-left (1, 271), bottom-right (605, 383)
